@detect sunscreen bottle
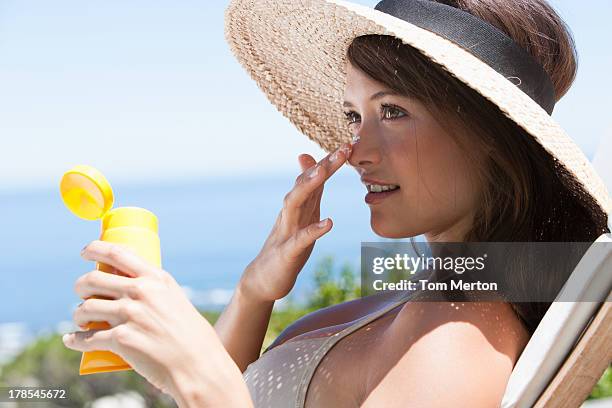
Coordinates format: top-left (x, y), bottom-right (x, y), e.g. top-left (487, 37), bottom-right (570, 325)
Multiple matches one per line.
top-left (59, 164), bottom-right (162, 375)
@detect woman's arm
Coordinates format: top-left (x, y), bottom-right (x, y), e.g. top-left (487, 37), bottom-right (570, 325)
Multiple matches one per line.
top-left (213, 143), bottom-right (353, 372)
top-left (213, 275), bottom-right (275, 372)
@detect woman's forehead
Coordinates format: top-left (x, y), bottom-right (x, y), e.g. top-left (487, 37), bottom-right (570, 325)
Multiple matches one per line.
top-left (344, 64), bottom-right (395, 101)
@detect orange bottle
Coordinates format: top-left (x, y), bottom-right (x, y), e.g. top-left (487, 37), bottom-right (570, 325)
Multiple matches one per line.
top-left (59, 165), bottom-right (162, 375)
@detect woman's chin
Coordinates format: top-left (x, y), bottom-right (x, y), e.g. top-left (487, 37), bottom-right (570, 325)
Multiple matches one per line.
top-left (370, 217), bottom-right (416, 239)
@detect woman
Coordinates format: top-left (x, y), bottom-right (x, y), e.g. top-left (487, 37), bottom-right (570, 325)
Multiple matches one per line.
top-left (63, 0), bottom-right (611, 406)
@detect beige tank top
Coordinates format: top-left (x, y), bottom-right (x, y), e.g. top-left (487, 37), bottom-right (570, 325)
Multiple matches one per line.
top-left (242, 291), bottom-right (417, 407)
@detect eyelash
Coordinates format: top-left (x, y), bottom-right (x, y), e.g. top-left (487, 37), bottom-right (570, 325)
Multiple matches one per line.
top-left (343, 103), bottom-right (407, 126)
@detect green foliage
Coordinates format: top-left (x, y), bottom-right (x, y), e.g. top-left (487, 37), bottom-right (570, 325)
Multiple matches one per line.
top-left (304, 255), bottom-right (361, 312)
top-left (587, 365), bottom-right (612, 399)
top-left (0, 334), bottom-right (176, 407)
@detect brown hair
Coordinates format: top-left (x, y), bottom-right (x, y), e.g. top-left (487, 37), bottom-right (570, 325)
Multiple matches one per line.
top-left (346, 0), bottom-right (609, 333)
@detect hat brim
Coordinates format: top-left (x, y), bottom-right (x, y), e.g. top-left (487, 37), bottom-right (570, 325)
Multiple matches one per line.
top-left (224, 0), bottom-right (612, 219)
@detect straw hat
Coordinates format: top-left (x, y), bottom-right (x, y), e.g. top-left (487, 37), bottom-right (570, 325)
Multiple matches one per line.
top-left (224, 0), bottom-right (612, 221)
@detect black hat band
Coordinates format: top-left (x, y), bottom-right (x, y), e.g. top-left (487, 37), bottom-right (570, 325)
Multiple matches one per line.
top-left (374, 0), bottom-right (557, 114)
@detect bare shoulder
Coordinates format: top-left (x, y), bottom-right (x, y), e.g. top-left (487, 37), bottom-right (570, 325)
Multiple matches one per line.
top-left (362, 301), bottom-right (531, 407)
top-left (391, 300), bottom-right (531, 359)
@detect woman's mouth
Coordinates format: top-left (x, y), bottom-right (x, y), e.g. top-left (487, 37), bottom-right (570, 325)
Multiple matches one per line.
top-left (364, 183), bottom-right (400, 204)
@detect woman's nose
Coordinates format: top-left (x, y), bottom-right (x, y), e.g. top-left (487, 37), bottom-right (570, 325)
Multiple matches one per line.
top-left (347, 129), bottom-right (382, 168)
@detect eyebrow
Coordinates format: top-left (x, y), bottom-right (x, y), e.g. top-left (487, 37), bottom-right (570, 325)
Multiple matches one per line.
top-left (343, 90), bottom-right (400, 107)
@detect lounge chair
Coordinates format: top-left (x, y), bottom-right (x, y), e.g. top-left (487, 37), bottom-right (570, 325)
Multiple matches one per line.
top-left (501, 233), bottom-right (612, 407)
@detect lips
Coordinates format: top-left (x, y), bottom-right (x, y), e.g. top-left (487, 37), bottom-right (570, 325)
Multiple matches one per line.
top-left (361, 177), bottom-right (401, 204)
top-left (365, 188), bottom-right (400, 204)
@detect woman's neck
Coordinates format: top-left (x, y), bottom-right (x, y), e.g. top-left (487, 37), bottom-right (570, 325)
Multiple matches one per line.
top-left (425, 210), bottom-right (475, 243)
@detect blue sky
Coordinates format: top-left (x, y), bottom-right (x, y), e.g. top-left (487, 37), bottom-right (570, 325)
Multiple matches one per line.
top-left (0, 0), bottom-right (610, 191)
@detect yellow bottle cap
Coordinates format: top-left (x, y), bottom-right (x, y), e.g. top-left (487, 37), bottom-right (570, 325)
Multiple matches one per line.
top-left (60, 165), bottom-right (114, 220)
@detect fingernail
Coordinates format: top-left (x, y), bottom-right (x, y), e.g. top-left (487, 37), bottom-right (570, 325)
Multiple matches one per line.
top-left (307, 165), bottom-right (320, 178)
top-left (317, 219), bottom-right (328, 228)
top-left (330, 150), bottom-right (340, 162)
top-left (62, 333), bottom-right (70, 344)
top-left (81, 244), bottom-right (88, 254)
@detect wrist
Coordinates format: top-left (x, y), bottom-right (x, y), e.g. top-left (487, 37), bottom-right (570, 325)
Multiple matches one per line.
top-left (171, 347), bottom-right (253, 408)
top-left (237, 271), bottom-right (275, 305)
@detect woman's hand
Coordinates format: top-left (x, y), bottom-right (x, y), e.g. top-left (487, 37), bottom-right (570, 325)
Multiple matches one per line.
top-left (239, 142), bottom-right (353, 303)
top-left (62, 240), bottom-right (252, 407)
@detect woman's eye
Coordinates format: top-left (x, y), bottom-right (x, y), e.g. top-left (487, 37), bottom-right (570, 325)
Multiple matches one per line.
top-left (344, 111), bottom-right (360, 125)
top-left (381, 104), bottom-right (406, 120)
top-left (343, 104), bottom-right (406, 127)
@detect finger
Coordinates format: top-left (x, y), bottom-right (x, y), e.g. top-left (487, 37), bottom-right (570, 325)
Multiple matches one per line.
top-left (319, 142), bottom-right (352, 180)
top-left (283, 218), bottom-right (333, 258)
top-left (301, 178), bottom-right (324, 219)
top-left (73, 297), bottom-right (124, 329)
top-left (287, 143), bottom-right (352, 208)
top-left (62, 327), bottom-right (114, 352)
top-left (294, 154), bottom-right (318, 186)
top-left (284, 163), bottom-right (325, 212)
top-left (62, 323), bottom-right (146, 353)
top-left (298, 154), bottom-right (316, 172)
top-left (81, 240), bottom-right (160, 279)
top-left (280, 144), bottom-right (351, 233)
top-left (74, 269), bottom-right (135, 300)
top-left (305, 142), bottom-right (351, 205)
